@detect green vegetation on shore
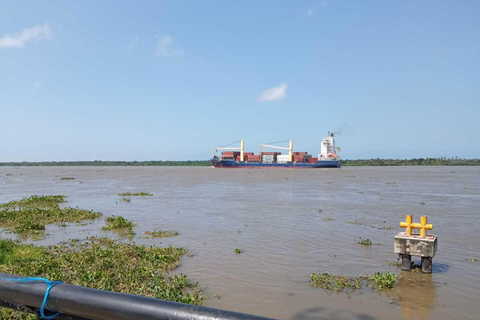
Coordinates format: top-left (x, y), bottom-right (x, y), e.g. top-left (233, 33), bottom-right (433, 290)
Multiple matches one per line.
top-left (0, 195), bottom-right (102, 239)
top-left (0, 160), bottom-right (211, 166)
top-left (0, 157), bottom-right (479, 166)
top-left (0, 237), bottom-right (204, 319)
top-left (342, 158), bottom-right (480, 166)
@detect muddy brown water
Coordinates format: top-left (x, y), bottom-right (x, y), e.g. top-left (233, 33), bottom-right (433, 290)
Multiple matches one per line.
top-left (1, 166), bottom-right (479, 320)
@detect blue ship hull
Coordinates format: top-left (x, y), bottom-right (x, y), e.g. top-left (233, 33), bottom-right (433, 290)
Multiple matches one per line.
top-left (211, 159), bottom-right (341, 168)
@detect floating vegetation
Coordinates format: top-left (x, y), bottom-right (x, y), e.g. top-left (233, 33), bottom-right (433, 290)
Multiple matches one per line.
top-left (323, 217), bottom-right (333, 221)
top-left (310, 272), bottom-right (361, 292)
top-left (102, 216), bottom-right (135, 236)
top-left (0, 237), bottom-right (203, 319)
top-left (388, 261), bottom-right (402, 267)
top-left (309, 272), bottom-right (396, 293)
top-left (144, 230), bottom-right (179, 238)
top-left (386, 182), bottom-right (397, 187)
top-left (467, 258), bottom-right (478, 262)
top-left (60, 177), bottom-right (75, 180)
top-left (234, 248), bottom-right (244, 254)
top-left (5, 174), bottom-right (12, 176)
top-left (0, 195), bottom-right (102, 239)
top-left (371, 272), bottom-right (397, 289)
top-left (122, 197), bottom-right (131, 203)
top-left (420, 202), bottom-right (426, 206)
top-left (348, 220), bottom-right (363, 225)
top-left (357, 238), bottom-right (372, 246)
top-left (237, 230), bottom-right (242, 234)
top-left (118, 192), bottom-right (153, 197)
top-left (378, 226), bottom-right (394, 230)
top-left (318, 209), bottom-right (323, 213)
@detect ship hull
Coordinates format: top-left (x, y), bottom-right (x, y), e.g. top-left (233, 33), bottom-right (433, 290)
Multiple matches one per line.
top-left (211, 159), bottom-right (341, 168)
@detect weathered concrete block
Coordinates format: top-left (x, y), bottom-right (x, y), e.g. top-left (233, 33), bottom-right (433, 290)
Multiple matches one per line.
top-left (394, 232), bottom-right (437, 258)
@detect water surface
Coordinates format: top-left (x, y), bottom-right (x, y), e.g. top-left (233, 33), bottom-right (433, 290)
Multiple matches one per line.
top-left (1, 166), bottom-right (479, 319)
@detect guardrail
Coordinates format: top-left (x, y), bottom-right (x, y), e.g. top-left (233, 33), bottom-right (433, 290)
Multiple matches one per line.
top-left (0, 273), bottom-right (276, 320)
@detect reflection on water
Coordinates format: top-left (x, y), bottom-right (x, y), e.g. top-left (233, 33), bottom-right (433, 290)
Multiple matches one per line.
top-left (0, 166), bottom-right (479, 320)
top-left (396, 271), bottom-right (437, 320)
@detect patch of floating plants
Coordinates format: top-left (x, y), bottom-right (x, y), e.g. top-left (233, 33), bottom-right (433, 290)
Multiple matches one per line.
top-left (309, 272), bottom-right (396, 293)
top-left (234, 248), bottom-right (244, 254)
top-left (143, 230), bottom-right (179, 238)
top-left (118, 192), bottom-right (153, 197)
top-left (0, 237), bottom-right (203, 319)
top-left (60, 177), bottom-right (75, 180)
top-left (356, 237), bottom-right (373, 246)
top-left (122, 197), bottom-right (131, 203)
top-left (102, 216), bottom-right (135, 237)
top-left (0, 195), bottom-right (102, 240)
top-left (466, 258), bottom-right (478, 262)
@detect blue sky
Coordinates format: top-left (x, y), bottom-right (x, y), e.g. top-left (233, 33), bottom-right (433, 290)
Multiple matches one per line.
top-left (1, 0), bottom-right (479, 161)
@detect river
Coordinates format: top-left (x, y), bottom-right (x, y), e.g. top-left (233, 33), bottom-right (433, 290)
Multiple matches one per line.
top-left (1, 166), bottom-right (479, 319)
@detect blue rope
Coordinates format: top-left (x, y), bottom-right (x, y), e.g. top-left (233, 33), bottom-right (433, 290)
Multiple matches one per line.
top-left (2, 276), bottom-right (63, 319)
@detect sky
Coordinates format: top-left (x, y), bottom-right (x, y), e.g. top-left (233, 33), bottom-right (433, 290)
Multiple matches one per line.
top-left (0, 0), bottom-right (479, 161)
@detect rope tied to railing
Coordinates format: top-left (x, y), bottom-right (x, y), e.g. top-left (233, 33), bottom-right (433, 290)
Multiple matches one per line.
top-left (2, 276), bottom-right (63, 319)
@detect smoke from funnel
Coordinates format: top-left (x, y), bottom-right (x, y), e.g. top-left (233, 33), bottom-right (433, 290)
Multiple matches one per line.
top-left (333, 122), bottom-right (348, 136)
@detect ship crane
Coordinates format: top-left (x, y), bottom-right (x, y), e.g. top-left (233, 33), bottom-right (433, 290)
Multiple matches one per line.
top-left (212, 140), bottom-right (245, 159)
top-left (259, 140), bottom-right (293, 162)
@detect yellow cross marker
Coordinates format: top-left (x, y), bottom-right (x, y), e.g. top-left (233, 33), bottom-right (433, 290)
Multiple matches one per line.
top-left (400, 215), bottom-right (433, 238)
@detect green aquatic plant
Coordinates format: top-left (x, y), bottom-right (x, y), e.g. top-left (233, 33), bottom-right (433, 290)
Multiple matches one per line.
top-left (102, 216), bottom-right (135, 236)
top-left (310, 272), bottom-right (362, 293)
top-left (122, 197), bottom-right (131, 203)
top-left (420, 202), bottom-right (426, 206)
top-left (371, 272), bottom-right (396, 289)
top-left (234, 248), bottom-right (244, 254)
top-left (0, 195), bottom-right (66, 209)
top-left (348, 220), bottom-right (363, 225)
top-left (0, 195), bottom-right (101, 239)
top-left (318, 209), bottom-right (323, 213)
top-left (323, 217), bottom-right (333, 221)
top-left (357, 238), bottom-right (372, 246)
top-left (118, 192), bottom-right (153, 197)
top-left (60, 177), bottom-right (75, 180)
top-left (467, 258), bottom-right (478, 262)
top-left (144, 230), bottom-right (179, 238)
top-left (378, 226), bottom-right (394, 230)
top-left (0, 237), bottom-right (204, 319)
top-left (309, 271), bottom-right (397, 293)
top-left (388, 261), bottom-right (402, 267)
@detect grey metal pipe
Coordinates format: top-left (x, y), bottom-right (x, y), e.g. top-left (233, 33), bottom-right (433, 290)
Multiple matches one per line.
top-left (0, 273), bottom-right (276, 320)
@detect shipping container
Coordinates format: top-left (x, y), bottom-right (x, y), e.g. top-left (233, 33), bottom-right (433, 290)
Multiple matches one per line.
top-left (261, 152), bottom-right (281, 155)
top-left (244, 152), bottom-right (254, 156)
top-left (293, 152), bottom-right (307, 155)
top-left (307, 157), bottom-right (318, 163)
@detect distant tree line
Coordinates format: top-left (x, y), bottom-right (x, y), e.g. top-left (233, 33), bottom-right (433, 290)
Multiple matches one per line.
top-left (342, 158), bottom-right (480, 166)
top-left (0, 160), bottom-right (212, 166)
top-left (0, 158), bottom-right (478, 166)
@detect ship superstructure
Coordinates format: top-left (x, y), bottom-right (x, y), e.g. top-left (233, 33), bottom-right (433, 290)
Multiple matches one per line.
top-left (211, 132), bottom-right (341, 168)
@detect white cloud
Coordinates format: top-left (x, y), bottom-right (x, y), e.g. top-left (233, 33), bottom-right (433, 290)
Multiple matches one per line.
top-left (156, 34), bottom-right (184, 57)
top-left (0, 23), bottom-right (52, 48)
top-left (256, 83), bottom-right (288, 102)
top-left (302, 0), bottom-right (329, 18)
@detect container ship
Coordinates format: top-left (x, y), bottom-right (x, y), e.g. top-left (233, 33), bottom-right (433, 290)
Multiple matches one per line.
top-left (211, 132), bottom-right (341, 168)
